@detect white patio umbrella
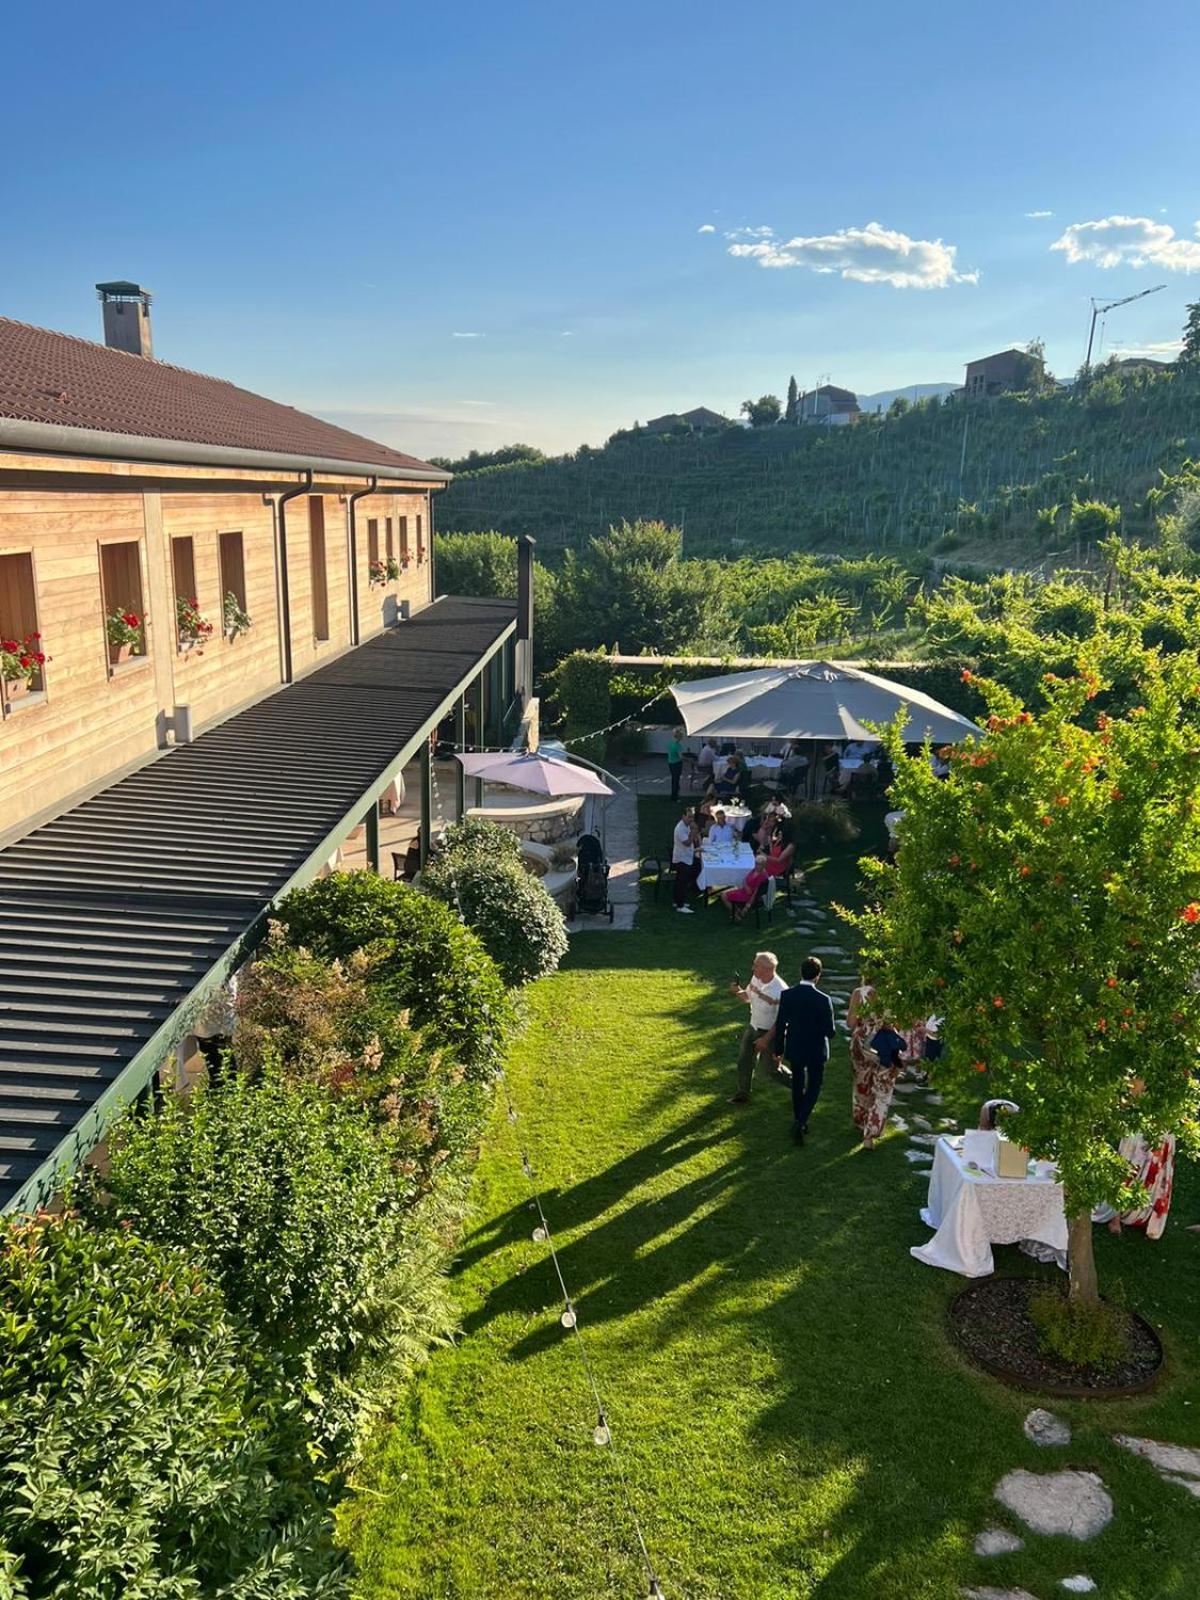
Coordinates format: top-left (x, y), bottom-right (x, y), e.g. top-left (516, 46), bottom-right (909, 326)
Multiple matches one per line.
top-left (671, 662), bottom-right (981, 745)
top-left (455, 750), bottom-right (614, 796)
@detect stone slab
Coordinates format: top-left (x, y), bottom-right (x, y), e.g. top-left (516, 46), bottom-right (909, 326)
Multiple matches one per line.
top-left (994, 1470), bottom-right (1112, 1540)
top-left (1113, 1434), bottom-right (1200, 1480)
top-left (1060, 1578), bottom-right (1096, 1594)
top-left (974, 1526), bottom-right (1024, 1556)
top-left (904, 1149), bottom-right (934, 1163)
top-left (1024, 1409), bottom-right (1072, 1448)
top-left (962, 1588), bottom-right (1040, 1600)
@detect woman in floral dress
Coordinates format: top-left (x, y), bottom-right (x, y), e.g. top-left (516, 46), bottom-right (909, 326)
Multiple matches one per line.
top-left (1101, 1133), bottom-right (1176, 1239)
top-left (848, 980), bottom-right (928, 1148)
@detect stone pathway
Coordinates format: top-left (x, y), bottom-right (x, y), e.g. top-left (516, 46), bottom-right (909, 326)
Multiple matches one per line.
top-left (1114, 1434), bottom-right (1200, 1497)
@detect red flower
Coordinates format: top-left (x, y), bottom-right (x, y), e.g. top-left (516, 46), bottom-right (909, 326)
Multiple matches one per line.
top-left (1055, 794), bottom-right (1069, 806)
top-left (1096, 1017), bottom-right (1108, 1032)
top-left (1110, 787), bottom-right (1124, 802)
top-left (992, 996), bottom-right (1004, 1008)
top-left (972, 1061), bottom-right (987, 1073)
top-left (1106, 976), bottom-right (1118, 988)
top-left (1019, 864), bottom-right (1031, 877)
top-left (1181, 904), bottom-right (1200, 924)
top-left (1041, 815), bottom-right (1053, 827)
top-left (1096, 713), bottom-right (1110, 729)
top-left (960, 668), bottom-right (974, 684)
top-left (949, 852), bottom-right (961, 866)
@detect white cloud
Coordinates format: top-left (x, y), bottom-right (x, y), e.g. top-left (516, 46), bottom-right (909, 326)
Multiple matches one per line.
top-left (1109, 339), bottom-right (1184, 359)
top-left (725, 220), bottom-right (977, 289)
top-left (451, 330), bottom-right (485, 338)
top-left (560, 330), bottom-right (575, 336)
top-left (1051, 214), bottom-right (1200, 272)
top-left (697, 223), bottom-right (716, 234)
top-left (1025, 209), bottom-right (1054, 219)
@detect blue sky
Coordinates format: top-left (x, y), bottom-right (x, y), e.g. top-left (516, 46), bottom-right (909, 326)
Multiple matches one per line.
top-left (4, 0), bottom-right (1199, 457)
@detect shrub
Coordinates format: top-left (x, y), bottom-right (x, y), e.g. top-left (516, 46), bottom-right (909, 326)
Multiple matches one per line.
top-left (1030, 1285), bottom-right (1131, 1371)
top-left (81, 1065), bottom-right (458, 1463)
top-left (788, 798), bottom-right (861, 848)
top-left (0, 1212), bottom-right (346, 1598)
top-left (435, 814), bottom-right (522, 864)
top-left (274, 873), bottom-right (514, 1075)
top-left (422, 851), bottom-right (568, 986)
top-left (234, 928), bottom-right (486, 1168)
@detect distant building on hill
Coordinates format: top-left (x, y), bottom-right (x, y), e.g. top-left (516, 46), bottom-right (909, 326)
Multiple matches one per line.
top-left (643, 405), bottom-right (729, 434)
top-left (963, 347), bottom-right (1044, 399)
top-left (1113, 355), bottom-right (1173, 376)
top-left (796, 385), bottom-right (861, 425)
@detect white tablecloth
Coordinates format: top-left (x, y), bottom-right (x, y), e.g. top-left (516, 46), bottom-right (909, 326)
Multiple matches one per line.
top-left (911, 1137), bottom-right (1067, 1277)
top-left (696, 842), bottom-right (755, 892)
top-left (745, 756), bottom-right (783, 772)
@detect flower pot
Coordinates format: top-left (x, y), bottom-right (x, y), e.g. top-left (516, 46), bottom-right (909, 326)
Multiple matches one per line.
top-left (109, 642), bottom-right (132, 666)
top-left (3, 676), bottom-right (28, 701)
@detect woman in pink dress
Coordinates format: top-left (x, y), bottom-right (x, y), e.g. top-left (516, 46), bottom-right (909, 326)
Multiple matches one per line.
top-left (720, 854), bottom-right (770, 922)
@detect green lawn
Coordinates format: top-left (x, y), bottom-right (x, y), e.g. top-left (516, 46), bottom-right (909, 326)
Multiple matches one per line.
top-left (344, 798), bottom-right (1200, 1599)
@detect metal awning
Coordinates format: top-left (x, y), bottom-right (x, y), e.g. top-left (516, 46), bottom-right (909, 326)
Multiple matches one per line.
top-left (0, 596), bottom-right (515, 1213)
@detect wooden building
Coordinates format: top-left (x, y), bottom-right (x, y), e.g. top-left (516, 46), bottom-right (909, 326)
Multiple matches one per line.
top-left (0, 284), bottom-right (528, 1213)
top-left (963, 347), bottom-right (1043, 400)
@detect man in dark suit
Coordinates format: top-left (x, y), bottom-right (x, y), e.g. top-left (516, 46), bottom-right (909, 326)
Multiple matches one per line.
top-left (772, 955), bottom-right (836, 1143)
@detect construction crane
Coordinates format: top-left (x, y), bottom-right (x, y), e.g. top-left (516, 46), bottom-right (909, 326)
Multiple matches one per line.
top-left (1083, 283), bottom-right (1166, 372)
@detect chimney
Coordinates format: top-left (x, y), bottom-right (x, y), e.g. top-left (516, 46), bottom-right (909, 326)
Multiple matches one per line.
top-left (96, 280), bottom-right (153, 357)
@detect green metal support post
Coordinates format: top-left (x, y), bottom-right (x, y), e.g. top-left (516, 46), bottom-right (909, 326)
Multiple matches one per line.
top-left (472, 671), bottom-right (485, 808)
top-left (455, 694), bottom-right (466, 818)
top-left (419, 743), bottom-right (432, 865)
top-left (364, 803), bottom-right (380, 873)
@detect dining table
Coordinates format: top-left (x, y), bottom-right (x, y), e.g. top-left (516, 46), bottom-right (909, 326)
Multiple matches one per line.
top-left (911, 1135), bottom-right (1067, 1278)
top-left (695, 841), bottom-right (755, 893)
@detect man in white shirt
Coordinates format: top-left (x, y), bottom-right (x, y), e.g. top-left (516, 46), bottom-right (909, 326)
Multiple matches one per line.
top-left (728, 951), bottom-right (786, 1101)
top-left (696, 740), bottom-right (716, 777)
top-left (671, 804), bottom-right (700, 913)
top-left (706, 808), bottom-right (737, 847)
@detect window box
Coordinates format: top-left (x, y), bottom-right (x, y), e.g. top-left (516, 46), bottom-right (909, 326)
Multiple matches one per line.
top-left (3, 675), bottom-right (28, 702)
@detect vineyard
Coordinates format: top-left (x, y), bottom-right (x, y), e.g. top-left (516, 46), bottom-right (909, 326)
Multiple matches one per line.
top-left (437, 364), bottom-right (1200, 555)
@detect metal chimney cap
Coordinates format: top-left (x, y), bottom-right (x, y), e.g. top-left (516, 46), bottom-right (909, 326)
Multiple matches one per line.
top-left (95, 281), bottom-right (153, 303)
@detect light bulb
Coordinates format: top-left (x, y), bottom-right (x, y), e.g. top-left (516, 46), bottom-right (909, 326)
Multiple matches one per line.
top-left (532, 1225), bottom-right (547, 1242)
top-left (593, 1413), bottom-right (611, 1447)
top-left (560, 1306), bottom-right (577, 1329)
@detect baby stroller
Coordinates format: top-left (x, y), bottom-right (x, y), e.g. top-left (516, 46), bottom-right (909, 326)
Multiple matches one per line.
top-left (571, 831), bottom-right (614, 921)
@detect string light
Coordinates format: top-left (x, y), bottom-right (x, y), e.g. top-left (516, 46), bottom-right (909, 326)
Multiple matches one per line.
top-left (421, 731), bottom-right (667, 1598)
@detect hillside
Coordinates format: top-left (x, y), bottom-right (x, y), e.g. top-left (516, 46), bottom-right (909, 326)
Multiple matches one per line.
top-left (437, 364), bottom-right (1200, 555)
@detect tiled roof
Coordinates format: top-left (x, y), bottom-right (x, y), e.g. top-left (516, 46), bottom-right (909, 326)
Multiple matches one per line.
top-left (0, 596), bottom-right (516, 1214)
top-left (0, 317), bottom-right (446, 476)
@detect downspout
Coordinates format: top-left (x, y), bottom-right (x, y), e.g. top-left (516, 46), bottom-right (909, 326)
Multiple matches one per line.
top-left (346, 475), bottom-right (377, 645)
top-left (427, 488), bottom-right (438, 598)
top-left (268, 470), bottom-right (313, 684)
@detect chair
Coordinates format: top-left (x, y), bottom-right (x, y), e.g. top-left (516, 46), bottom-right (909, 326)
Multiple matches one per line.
top-left (392, 841), bottom-right (421, 882)
top-left (728, 874), bottom-right (775, 927)
top-left (640, 856), bottom-right (666, 900)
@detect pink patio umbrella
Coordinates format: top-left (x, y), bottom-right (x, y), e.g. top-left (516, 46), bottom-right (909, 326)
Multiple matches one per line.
top-left (455, 750), bottom-right (614, 796)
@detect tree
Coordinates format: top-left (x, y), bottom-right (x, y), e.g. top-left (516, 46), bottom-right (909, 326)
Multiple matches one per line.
top-left (785, 376), bottom-right (800, 425)
top-left (1070, 498), bottom-right (1121, 547)
top-left (843, 655), bottom-right (1200, 1304)
top-left (741, 394), bottom-right (782, 428)
top-left (1181, 301), bottom-right (1200, 365)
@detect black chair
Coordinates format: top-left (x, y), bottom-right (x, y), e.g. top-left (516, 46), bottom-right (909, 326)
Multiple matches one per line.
top-left (392, 841), bottom-right (421, 882)
top-left (728, 875), bottom-right (776, 927)
top-left (640, 856), bottom-right (666, 900)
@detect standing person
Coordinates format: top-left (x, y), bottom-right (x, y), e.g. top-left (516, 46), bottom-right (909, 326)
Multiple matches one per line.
top-left (666, 726), bottom-right (685, 803)
top-left (671, 804), bottom-right (701, 914)
top-left (847, 979), bottom-right (898, 1150)
top-left (772, 955), bottom-right (836, 1143)
top-left (728, 951), bottom-right (785, 1103)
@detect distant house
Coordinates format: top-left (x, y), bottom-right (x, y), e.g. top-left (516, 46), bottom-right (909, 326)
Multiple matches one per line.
top-left (643, 406), bottom-right (729, 434)
top-left (963, 348), bottom-right (1043, 399)
top-left (1113, 355), bottom-right (1172, 376)
top-left (797, 385), bottom-right (861, 426)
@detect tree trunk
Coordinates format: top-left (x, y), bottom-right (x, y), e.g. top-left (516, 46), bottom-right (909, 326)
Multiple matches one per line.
top-left (1067, 1211), bottom-right (1100, 1304)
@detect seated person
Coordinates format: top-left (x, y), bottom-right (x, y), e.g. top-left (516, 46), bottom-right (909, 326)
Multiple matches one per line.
top-left (753, 797), bottom-right (790, 849)
top-left (714, 752), bottom-right (744, 798)
top-left (764, 824), bottom-right (796, 879)
top-left (696, 739), bottom-right (716, 778)
top-left (844, 738), bottom-right (880, 763)
top-left (711, 751), bottom-right (730, 785)
top-left (929, 746), bottom-right (951, 779)
top-left (706, 807), bottom-right (738, 846)
top-left (720, 853), bottom-right (770, 921)
top-left (780, 741), bottom-right (809, 779)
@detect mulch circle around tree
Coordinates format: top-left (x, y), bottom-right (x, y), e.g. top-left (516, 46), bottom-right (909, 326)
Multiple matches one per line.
top-left (949, 1277), bottom-right (1164, 1398)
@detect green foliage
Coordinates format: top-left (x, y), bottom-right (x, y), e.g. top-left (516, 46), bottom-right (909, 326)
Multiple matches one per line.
top-left (427, 443), bottom-right (545, 474)
top-left (1069, 498), bottom-right (1121, 544)
top-left (233, 930), bottom-right (485, 1169)
top-left (1029, 1285), bottom-right (1131, 1370)
top-left (439, 363), bottom-right (1200, 553)
top-left (0, 1212), bottom-right (346, 1599)
top-left (83, 1065), bottom-right (457, 1462)
top-left (1182, 302), bottom-right (1200, 365)
top-left (422, 845), bottom-right (568, 987)
top-left (788, 799), bottom-right (861, 848)
top-left (741, 394), bottom-right (782, 428)
top-left (273, 873), bottom-right (514, 1076)
top-left (784, 376), bottom-right (799, 425)
top-left (842, 655), bottom-right (1200, 1295)
top-left (546, 649), bottom-right (614, 766)
top-left (434, 815), bottom-right (523, 865)
top-left (433, 532), bottom-right (561, 671)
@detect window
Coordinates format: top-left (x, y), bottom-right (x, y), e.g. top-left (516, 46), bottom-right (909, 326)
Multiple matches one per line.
top-left (367, 518), bottom-right (379, 571)
top-left (385, 517), bottom-right (394, 565)
top-left (398, 515), bottom-right (409, 566)
top-left (218, 531), bottom-right (249, 639)
top-left (309, 497), bottom-right (329, 641)
top-left (171, 537), bottom-right (198, 649)
top-left (0, 551), bottom-right (44, 699)
top-left (416, 513), bottom-right (424, 563)
top-left (99, 540), bottom-right (146, 667)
